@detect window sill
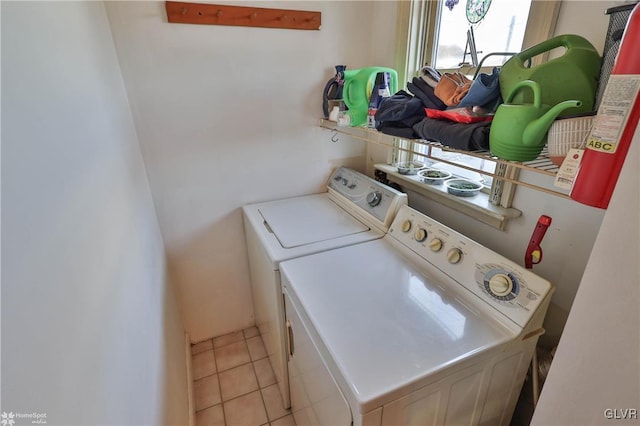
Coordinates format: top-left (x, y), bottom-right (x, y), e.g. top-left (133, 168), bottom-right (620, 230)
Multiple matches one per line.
top-left (375, 163), bottom-right (522, 231)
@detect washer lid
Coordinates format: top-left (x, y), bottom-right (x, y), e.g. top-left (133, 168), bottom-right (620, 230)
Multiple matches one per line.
top-left (281, 239), bottom-right (515, 412)
top-left (258, 195), bottom-right (369, 248)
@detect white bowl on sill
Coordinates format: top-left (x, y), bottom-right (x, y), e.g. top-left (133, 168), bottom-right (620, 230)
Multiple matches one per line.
top-left (396, 161), bottom-right (425, 175)
top-left (418, 169), bottom-right (452, 185)
top-left (445, 179), bottom-right (483, 197)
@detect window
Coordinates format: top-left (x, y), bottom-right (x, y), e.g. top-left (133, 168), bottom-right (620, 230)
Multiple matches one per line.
top-left (433, 0), bottom-right (532, 70)
top-left (395, 0), bottom-right (561, 87)
top-left (391, 0), bottom-right (560, 207)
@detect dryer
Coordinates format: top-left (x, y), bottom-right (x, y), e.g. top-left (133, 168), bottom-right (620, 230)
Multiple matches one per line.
top-left (242, 167), bottom-right (407, 407)
top-left (281, 205), bottom-right (554, 425)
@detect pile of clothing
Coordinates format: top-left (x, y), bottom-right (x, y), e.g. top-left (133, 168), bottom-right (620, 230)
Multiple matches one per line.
top-left (374, 66), bottom-right (502, 151)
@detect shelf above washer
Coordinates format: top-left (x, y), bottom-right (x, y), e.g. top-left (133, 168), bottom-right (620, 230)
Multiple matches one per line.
top-left (320, 118), bottom-right (570, 199)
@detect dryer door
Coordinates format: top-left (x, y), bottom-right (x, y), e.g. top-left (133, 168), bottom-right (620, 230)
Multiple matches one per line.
top-left (284, 289), bottom-right (352, 426)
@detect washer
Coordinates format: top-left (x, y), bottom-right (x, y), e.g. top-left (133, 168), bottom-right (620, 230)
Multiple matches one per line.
top-left (242, 167), bottom-right (407, 408)
top-left (281, 205), bottom-right (554, 426)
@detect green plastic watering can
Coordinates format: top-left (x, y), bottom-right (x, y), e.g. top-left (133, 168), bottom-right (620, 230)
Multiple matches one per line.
top-left (490, 80), bottom-right (582, 161)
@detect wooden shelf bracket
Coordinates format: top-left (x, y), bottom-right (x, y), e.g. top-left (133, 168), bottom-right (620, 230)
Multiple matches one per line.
top-left (165, 2), bottom-right (321, 30)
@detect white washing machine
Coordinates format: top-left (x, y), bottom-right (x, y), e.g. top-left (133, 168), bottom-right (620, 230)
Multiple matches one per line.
top-left (242, 167), bottom-right (407, 408)
top-left (281, 205), bottom-right (554, 426)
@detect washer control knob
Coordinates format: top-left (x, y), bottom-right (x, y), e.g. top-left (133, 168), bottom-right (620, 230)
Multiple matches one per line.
top-left (341, 178), bottom-right (348, 186)
top-left (401, 220), bottom-right (412, 233)
top-left (447, 248), bottom-right (463, 264)
top-left (429, 238), bottom-right (443, 252)
top-left (414, 228), bottom-right (427, 242)
top-left (489, 274), bottom-right (513, 297)
top-left (367, 191), bottom-right (382, 207)
top-left (333, 175), bottom-right (342, 181)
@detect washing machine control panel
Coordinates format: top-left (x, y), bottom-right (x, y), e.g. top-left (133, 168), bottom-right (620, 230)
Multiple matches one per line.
top-left (388, 205), bottom-right (553, 328)
top-left (328, 167), bottom-right (407, 229)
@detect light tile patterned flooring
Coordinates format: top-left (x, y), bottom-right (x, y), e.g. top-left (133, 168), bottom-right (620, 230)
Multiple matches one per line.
top-left (192, 327), bottom-right (296, 426)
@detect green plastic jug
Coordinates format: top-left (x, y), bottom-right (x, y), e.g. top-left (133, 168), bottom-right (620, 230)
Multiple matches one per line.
top-left (499, 35), bottom-right (601, 117)
top-left (342, 67), bottom-right (398, 126)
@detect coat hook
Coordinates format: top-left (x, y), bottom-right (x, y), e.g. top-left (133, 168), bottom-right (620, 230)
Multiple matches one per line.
top-left (181, 7), bottom-right (187, 15)
top-left (331, 131), bottom-right (339, 143)
top-left (280, 14), bottom-right (288, 21)
top-left (216, 9), bottom-right (223, 17)
top-left (250, 12), bottom-right (258, 19)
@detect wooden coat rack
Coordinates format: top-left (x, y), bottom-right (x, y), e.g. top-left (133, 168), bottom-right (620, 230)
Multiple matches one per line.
top-left (165, 2), bottom-right (321, 30)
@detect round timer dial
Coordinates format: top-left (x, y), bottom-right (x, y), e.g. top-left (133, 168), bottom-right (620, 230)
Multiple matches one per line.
top-left (367, 191), bottom-right (382, 207)
top-left (483, 269), bottom-right (519, 301)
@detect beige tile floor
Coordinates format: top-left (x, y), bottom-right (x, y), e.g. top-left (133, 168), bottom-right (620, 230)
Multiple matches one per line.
top-left (192, 327), bottom-right (296, 426)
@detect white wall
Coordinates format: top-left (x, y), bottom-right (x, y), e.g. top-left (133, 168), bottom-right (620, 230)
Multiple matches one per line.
top-left (105, 1), bottom-right (383, 341)
top-left (553, 0), bottom-right (622, 55)
top-left (531, 124), bottom-right (639, 425)
top-left (1, 2), bottom-right (188, 424)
